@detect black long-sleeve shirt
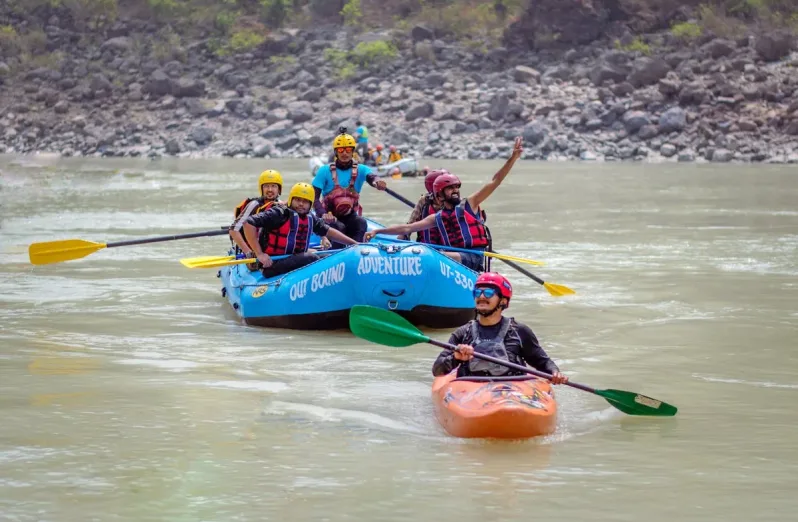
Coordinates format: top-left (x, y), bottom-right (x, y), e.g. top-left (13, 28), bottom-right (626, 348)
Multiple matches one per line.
top-left (246, 205), bottom-right (330, 239)
top-left (432, 319), bottom-right (560, 377)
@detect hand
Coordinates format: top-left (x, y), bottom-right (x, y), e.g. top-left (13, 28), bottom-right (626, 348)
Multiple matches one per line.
top-left (256, 253), bottom-right (272, 268)
top-left (364, 231), bottom-right (376, 242)
top-left (322, 212), bottom-right (337, 223)
top-left (453, 344), bottom-right (474, 361)
top-left (549, 371), bottom-right (568, 385)
top-left (320, 237), bottom-right (332, 250)
top-left (374, 180), bottom-right (387, 191)
top-left (511, 136), bottom-right (523, 160)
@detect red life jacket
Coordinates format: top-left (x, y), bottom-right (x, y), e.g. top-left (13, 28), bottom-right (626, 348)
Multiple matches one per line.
top-left (262, 210), bottom-right (314, 256)
top-left (417, 195), bottom-right (443, 244)
top-left (323, 163), bottom-right (362, 218)
top-left (434, 201), bottom-right (489, 249)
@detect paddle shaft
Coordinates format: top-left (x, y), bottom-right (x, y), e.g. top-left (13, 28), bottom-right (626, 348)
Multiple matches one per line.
top-left (429, 337), bottom-right (597, 395)
top-left (106, 227), bottom-right (230, 248)
top-left (494, 256), bottom-right (545, 285)
top-left (384, 187), bottom-right (415, 207)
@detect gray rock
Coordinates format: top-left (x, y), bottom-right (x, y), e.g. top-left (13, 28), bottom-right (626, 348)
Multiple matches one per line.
top-left (260, 120), bottom-right (293, 139)
top-left (522, 121), bottom-right (548, 145)
top-left (276, 135), bottom-right (299, 149)
top-left (144, 69), bottom-right (174, 97)
top-left (638, 124), bottom-right (659, 140)
top-left (660, 143), bottom-right (677, 157)
top-left (53, 100), bottom-right (69, 114)
top-left (704, 39), bottom-right (736, 59)
top-left (411, 25), bottom-right (434, 42)
top-left (287, 101), bottom-right (313, 123)
top-left (628, 58), bottom-right (670, 88)
top-left (658, 78), bottom-right (681, 96)
top-left (590, 63), bottom-right (629, 86)
top-left (679, 83), bottom-right (711, 106)
top-left (0, 62), bottom-right (10, 77)
top-left (252, 139), bottom-right (273, 158)
top-left (611, 82), bottom-right (635, 97)
top-left (90, 73), bottom-right (113, 92)
top-left (513, 65), bottom-right (540, 84)
top-left (488, 93), bottom-right (509, 121)
top-left (585, 118), bottom-right (603, 130)
top-left (405, 102), bottom-right (434, 122)
top-left (738, 120), bottom-right (758, 132)
top-left (101, 36), bottom-right (133, 53)
top-left (622, 110), bottom-right (650, 133)
top-left (659, 107), bottom-right (687, 133)
top-left (301, 87), bottom-right (324, 102)
top-left (173, 77), bottom-right (205, 98)
top-left (266, 108), bottom-right (288, 125)
top-left (165, 138), bottom-right (182, 155)
top-left (157, 95), bottom-right (177, 110)
top-left (183, 98), bottom-right (208, 117)
top-left (755, 33), bottom-right (794, 62)
top-left (711, 148), bottom-right (734, 162)
top-left (580, 150), bottom-right (598, 161)
top-left (188, 126), bottom-right (214, 146)
top-left (438, 105), bottom-right (466, 121)
top-left (785, 120), bottom-right (798, 136)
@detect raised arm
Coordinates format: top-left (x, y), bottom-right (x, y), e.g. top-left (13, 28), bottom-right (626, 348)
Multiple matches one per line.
top-left (326, 227), bottom-right (358, 245)
top-left (467, 137), bottom-right (523, 210)
top-left (364, 213), bottom-right (438, 241)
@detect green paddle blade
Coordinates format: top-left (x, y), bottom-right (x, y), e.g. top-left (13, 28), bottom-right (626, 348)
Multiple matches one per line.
top-left (595, 389), bottom-right (678, 417)
top-left (349, 305), bottom-right (431, 348)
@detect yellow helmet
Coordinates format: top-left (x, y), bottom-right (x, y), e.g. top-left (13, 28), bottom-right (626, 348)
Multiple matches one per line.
top-left (332, 133), bottom-right (357, 149)
top-left (258, 170), bottom-right (283, 195)
top-left (287, 182), bottom-right (315, 206)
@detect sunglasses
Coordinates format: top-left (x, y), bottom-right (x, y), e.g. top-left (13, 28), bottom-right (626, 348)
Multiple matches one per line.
top-left (336, 147), bottom-right (354, 153)
top-left (473, 287), bottom-right (498, 299)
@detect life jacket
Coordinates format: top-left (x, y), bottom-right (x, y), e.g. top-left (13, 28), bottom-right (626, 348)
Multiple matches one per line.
top-left (388, 152), bottom-right (402, 163)
top-left (459, 317), bottom-right (525, 377)
top-left (417, 195), bottom-right (442, 244)
top-left (261, 209), bottom-right (314, 256)
top-left (322, 163), bottom-right (362, 218)
top-left (434, 201), bottom-right (489, 249)
top-left (234, 197), bottom-right (276, 219)
top-left (374, 152), bottom-right (384, 165)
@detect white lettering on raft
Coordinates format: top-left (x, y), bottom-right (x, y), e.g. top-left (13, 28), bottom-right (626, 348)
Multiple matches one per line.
top-left (289, 262), bottom-right (346, 301)
top-left (356, 257), bottom-right (423, 276)
top-left (440, 260), bottom-right (474, 290)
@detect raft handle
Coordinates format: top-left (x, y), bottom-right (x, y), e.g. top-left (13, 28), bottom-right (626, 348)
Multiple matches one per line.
top-left (382, 289), bottom-right (406, 298)
top-left (387, 300), bottom-right (399, 310)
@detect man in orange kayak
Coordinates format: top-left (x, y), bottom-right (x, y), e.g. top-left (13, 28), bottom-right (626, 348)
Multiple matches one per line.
top-left (364, 138), bottom-right (523, 271)
top-left (243, 182), bottom-right (357, 278)
top-left (432, 272), bottom-right (569, 383)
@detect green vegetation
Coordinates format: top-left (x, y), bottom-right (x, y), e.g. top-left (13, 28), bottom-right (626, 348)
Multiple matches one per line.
top-left (340, 0), bottom-right (363, 28)
top-left (671, 21), bottom-right (703, 42)
top-left (614, 36), bottom-right (652, 55)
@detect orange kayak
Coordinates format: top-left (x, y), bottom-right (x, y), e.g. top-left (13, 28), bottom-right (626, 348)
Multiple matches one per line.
top-left (431, 371), bottom-right (557, 439)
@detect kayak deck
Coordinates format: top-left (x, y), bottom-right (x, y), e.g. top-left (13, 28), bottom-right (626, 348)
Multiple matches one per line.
top-left (431, 372), bottom-right (557, 439)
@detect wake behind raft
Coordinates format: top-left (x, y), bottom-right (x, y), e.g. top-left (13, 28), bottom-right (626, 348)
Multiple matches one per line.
top-left (219, 219), bottom-right (478, 330)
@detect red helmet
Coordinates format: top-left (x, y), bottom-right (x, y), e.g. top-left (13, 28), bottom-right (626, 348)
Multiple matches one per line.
top-left (432, 173), bottom-right (461, 196)
top-left (424, 169), bottom-right (448, 193)
top-left (376, 144), bottom-right (384, 151)
top-left (475, 272), bottom-right (513, 305)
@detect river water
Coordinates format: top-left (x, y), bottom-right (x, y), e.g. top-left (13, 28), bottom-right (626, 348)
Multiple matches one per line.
top-left (1, 155), bottom-right (796, 521)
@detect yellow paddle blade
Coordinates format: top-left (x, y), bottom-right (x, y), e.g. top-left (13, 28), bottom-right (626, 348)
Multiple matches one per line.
top-left (391, 172), bottom-right (402, 180)
top-left (28, 239), bottom-right (107, 265)
top-left (544, 282), bottom-right (576, 297)
top-left (179, 255), bottom-right (234, 268)
top-left (484, 251), bottom-right (544, 266)
top-left (180, 256), bottom-right (255, 269)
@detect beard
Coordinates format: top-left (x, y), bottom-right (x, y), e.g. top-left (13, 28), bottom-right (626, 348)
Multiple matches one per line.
top-left (335, 158), bottom-right (353, 169)
top-left (444, 193), bottom-right (461, 206)
top-left (476, 302), bottom-right (502, 317)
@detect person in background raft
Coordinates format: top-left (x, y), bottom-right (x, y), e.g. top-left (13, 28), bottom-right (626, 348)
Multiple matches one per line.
top-left (365, 137), bottom-right (523, 271)
top-left (398, 169), bottom-right (446, 242)
top-left (312, 130), bottom-right (388, 246)
top-left (432, 272), bottom-right (568, 383)
top-left (387, 145), bottom-right (402, 164)
top-left (230, 170), bottom-right (283, 261)
top-left (354, 120), bottom-right (369, 161)
top-left (243, 183), bottom-right (357, 279)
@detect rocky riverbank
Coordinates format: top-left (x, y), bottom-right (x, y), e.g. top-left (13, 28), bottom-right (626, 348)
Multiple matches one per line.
top-left (1, 18), bottom-right (797, 163)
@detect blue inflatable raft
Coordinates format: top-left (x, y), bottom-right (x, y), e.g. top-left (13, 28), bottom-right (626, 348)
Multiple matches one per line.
top-left (219, 220), bottom-right (477, 330)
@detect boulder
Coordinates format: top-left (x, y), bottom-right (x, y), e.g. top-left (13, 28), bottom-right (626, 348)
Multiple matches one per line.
top-left (704, 39), bottom-right (735, 59)
top-left (405, 102), bottom-right (434, 122)
top-left (513, 65), bottom-right (540, 84)
top-left (660, 143), bottom-right (677, 157)
top-left (622, 110), bottom-right (650, 134)
top-left (522, 121), bottom-right (548, 145)
top-left (628, 58), bottom-right (670, 88)
top-left (755, 33), bottom-right (794, 62)
top-left (659, 107), bottom-right (687, 133)
top-left (488, 93), bottom-right (509, 121)
top-left (144, 69), bottom-right (174, 97)
top-left (411, 25), bottom-right (434, 42)
top-left (173, 78), bottom-right (205, 98)
top-left (260, 120), bottom-right (294, 139)
top-left (590, 63), bottom-right (629, 86)
top-left (101, 36), bottom-right (133, 53)
top-left (711, 149), bottom-right (734, 162)
top-left (188, 126), bottom-right (214, 146)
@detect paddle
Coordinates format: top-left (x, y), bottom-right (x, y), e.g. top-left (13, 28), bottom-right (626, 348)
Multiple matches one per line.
top-left (492, 254), bottom-right (574, 297)
top-left (29, 227), bottom-right (231, 265)
top-left (180, 248), bottom-right (344, 269)
top-left (349, 305), bottom-right (677, 417)
top-left (374, 235), bottom-right (544, 267)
